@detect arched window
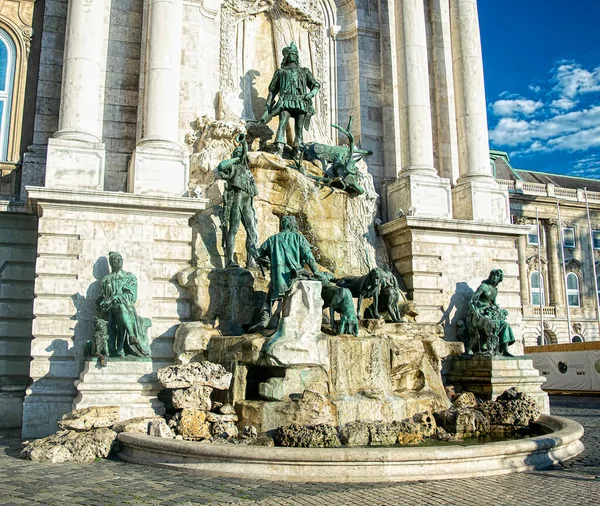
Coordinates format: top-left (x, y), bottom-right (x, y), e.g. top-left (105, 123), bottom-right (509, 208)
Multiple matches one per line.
top-left (572, 335), bottom-right (584, 343)
top-left (530, 271), bottom-right (544, 305)
top-left (566, 273), bottom-right (580, 307)
top-left (0, 29), bottom-right (15, 161)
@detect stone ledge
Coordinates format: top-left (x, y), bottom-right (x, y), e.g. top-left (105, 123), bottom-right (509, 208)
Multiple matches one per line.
top-left (379, 216), bottom-right (530, 237)
top-left (117, 414), bottom-right (583, 482)
top-left (26, 186), bottom-right (208, 215)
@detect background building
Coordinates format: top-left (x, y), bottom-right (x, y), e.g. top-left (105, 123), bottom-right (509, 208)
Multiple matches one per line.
top-left (493, 151), bottom-right (600, 346)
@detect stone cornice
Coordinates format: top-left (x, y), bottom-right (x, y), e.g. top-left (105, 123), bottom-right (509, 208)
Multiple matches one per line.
top-left (26, 186), bottom-right (208, 217)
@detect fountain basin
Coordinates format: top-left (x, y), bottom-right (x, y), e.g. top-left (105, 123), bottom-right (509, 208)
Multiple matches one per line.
top-left (117, 415), bottom-right (583, 482)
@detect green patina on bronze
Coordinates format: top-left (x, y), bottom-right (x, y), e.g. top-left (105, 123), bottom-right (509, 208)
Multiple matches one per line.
top-left (217, 132), bottom-right (259, 269)
top-left (91, 252), bottom-right (152, 363)
top-left (465, 269), bottom-right (516, 357)
top-left (293, 117), bottom-right (368, 196)
top-left (248, 215), bottom-right (332, 332)
top-left (260, 41), bottom-right (320, 156)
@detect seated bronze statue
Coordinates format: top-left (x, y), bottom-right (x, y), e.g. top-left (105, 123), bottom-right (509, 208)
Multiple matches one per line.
top-left (465, 269), bottom-right (515, 357)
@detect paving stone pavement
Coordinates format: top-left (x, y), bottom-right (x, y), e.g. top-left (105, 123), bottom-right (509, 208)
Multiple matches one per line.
top-left (1, 395), bottom-right (599, 506)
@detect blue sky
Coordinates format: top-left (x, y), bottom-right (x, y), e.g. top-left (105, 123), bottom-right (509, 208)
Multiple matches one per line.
top-left (479, 0), bottom-right (600, 177)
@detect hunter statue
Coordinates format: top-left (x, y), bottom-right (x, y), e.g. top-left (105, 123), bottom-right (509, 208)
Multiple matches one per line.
top-left (260, 41), bottom-right (320, 157)
top-left (217, 133), bottom-right (259, 269)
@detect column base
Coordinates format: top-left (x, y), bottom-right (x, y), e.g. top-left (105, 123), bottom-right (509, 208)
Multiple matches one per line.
top-left (386, 173), bottom-right (453, 221)
top-left (129, 144), bottom-right (188, 196)
top-left (45, 138), bottom-right (106, 190)
top-left (452, 179), bottom-right (510, 224)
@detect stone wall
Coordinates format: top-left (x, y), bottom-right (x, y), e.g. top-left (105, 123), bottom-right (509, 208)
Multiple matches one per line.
top-left (22, 188), bottom-right (206, 438)
top-left (0, 207), bottom-right (37, 428)
top-left (380, 216), bottom-right (527, 353)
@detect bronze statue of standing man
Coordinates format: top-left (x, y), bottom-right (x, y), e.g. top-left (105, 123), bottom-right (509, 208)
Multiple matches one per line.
top-left (260, 41), bottom-right (320, 157)
top-left (217, 133), bottom-right (259, 269)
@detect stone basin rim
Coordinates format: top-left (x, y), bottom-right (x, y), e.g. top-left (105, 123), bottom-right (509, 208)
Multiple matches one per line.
top-left (117, 415), bottom-right (584, 482)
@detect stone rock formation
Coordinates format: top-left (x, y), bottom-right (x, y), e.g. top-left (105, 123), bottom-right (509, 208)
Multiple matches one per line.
top-left (158, 362), bottom-right (233, 390)
top-left (57, 406), bottom-right (120, 431)
top-left (21, 429), bottom-right (118, 463)
top-left (274, 423), bottom-right (342, 448)
top-left (479, 388), bottom-right (542, 428)
top-left (112, 416), bottom-right (165, 434)
top-left (172, 384), bottom-right (213, 411)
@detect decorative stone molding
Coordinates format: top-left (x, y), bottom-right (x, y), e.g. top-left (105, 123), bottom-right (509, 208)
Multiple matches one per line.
top-left (565, 258), bottom-right (583, 276)
top-left (526, 255), bottom-right (547, 275)
top-left (218, 0), bottom-right (331, 136)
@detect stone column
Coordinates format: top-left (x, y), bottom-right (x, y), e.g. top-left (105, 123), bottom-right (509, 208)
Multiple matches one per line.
top-left (386, 0), bottom-right (452, 221)
top-left (129, 0), bottom-right (188, 196)
top-left (546, 219), bottom-right (563, 305)
top-left (449, 0), bottom-right (509, 223)
top-left (45, 0), bottom-right (111, 190)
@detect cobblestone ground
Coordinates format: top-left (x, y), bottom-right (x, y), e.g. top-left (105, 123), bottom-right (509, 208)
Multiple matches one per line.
top-left (1, 396), bottom-right (599, 506)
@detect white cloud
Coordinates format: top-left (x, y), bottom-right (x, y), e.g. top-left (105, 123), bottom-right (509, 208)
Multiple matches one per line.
top-left (569, 155), bottom-right (600, 177)
top-left (490, 106), bottom-right (600, 153)
top-left (489, 60), bottom-right (600, 158)
top-left (490, 98), bottom-right (544, 117)
top-left (553, 62), bottom-right (600, 98)
top-left (550, 98), bottom-right (577, 111)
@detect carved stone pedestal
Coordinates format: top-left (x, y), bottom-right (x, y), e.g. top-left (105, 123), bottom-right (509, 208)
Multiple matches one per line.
top-left (73, 361), bottom-right (168, 421)
top-left (448, 356), bottom-right (549, 414)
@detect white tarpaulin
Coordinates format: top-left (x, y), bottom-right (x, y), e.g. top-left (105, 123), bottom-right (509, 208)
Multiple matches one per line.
top-left (530, 350), bottom-right (600, 391)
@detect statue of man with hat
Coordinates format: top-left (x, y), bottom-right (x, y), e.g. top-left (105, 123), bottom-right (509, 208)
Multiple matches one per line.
top-left (260, 41), bottom-right (320, 157)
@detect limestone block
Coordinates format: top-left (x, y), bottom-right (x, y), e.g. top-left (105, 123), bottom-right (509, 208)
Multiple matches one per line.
top-left (219, 404), bottom-right (236, 415)
top-left (128, 145), bottom-right (188, 196)
top-left (45, 138), bottom-right (105, 190)
top-left (453, 392), bottom-right (477, 408)
top-left (172, 384), bottom-right (213, 411)
top-left (452, 180), bottom-right (510, 224)
top-left (205, 412), bottom-right (238, 423)
top-left (157, 362), bottom-right (232, 390)
top-left (113, 417), bottom-right (164, 434)
top-left (148, 419), bottom-right (174, 438)
top-left (211, 421), bottom-right (238, 438)
top-left (478, 388), bottom-right (541, 427)
top-left (237, 390), bottom-right (337, 433)
top-left (173, 322), bottom-right (212, 364)
top-left (434, 407), bottom-right (490, 438)
top-left (178, 409), bottom-right (212, 440)
top-left (274, 424), bottom-right (341, 448)
top-left (386, 173), bottom-right (453, 220)
top-left (21, 429), bottom-right (118, 463)
top-left (263, 280), bottom-right (329, 368)
top-left (338, 421), bottom-right (370, 446)
top-left (57, 406), bottom-right (120, 431)
top-left (258, 368), bottom-right (328, 401)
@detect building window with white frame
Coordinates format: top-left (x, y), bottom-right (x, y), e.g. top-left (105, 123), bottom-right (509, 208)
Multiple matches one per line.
top-left (530, 270), bottom-right (544, 306)
top-left (563, 227), bottom-right (576, 248)
top-left (527, 225), bottom-right (539, 246)
top-left (566, 272), bottom-right (580, 307)
top-left (597, 274), bottom-right (600, 302)
top-left (0, 29), bottom-right (15, 161)
top-left (593, 230), bottom-right (600, 250)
